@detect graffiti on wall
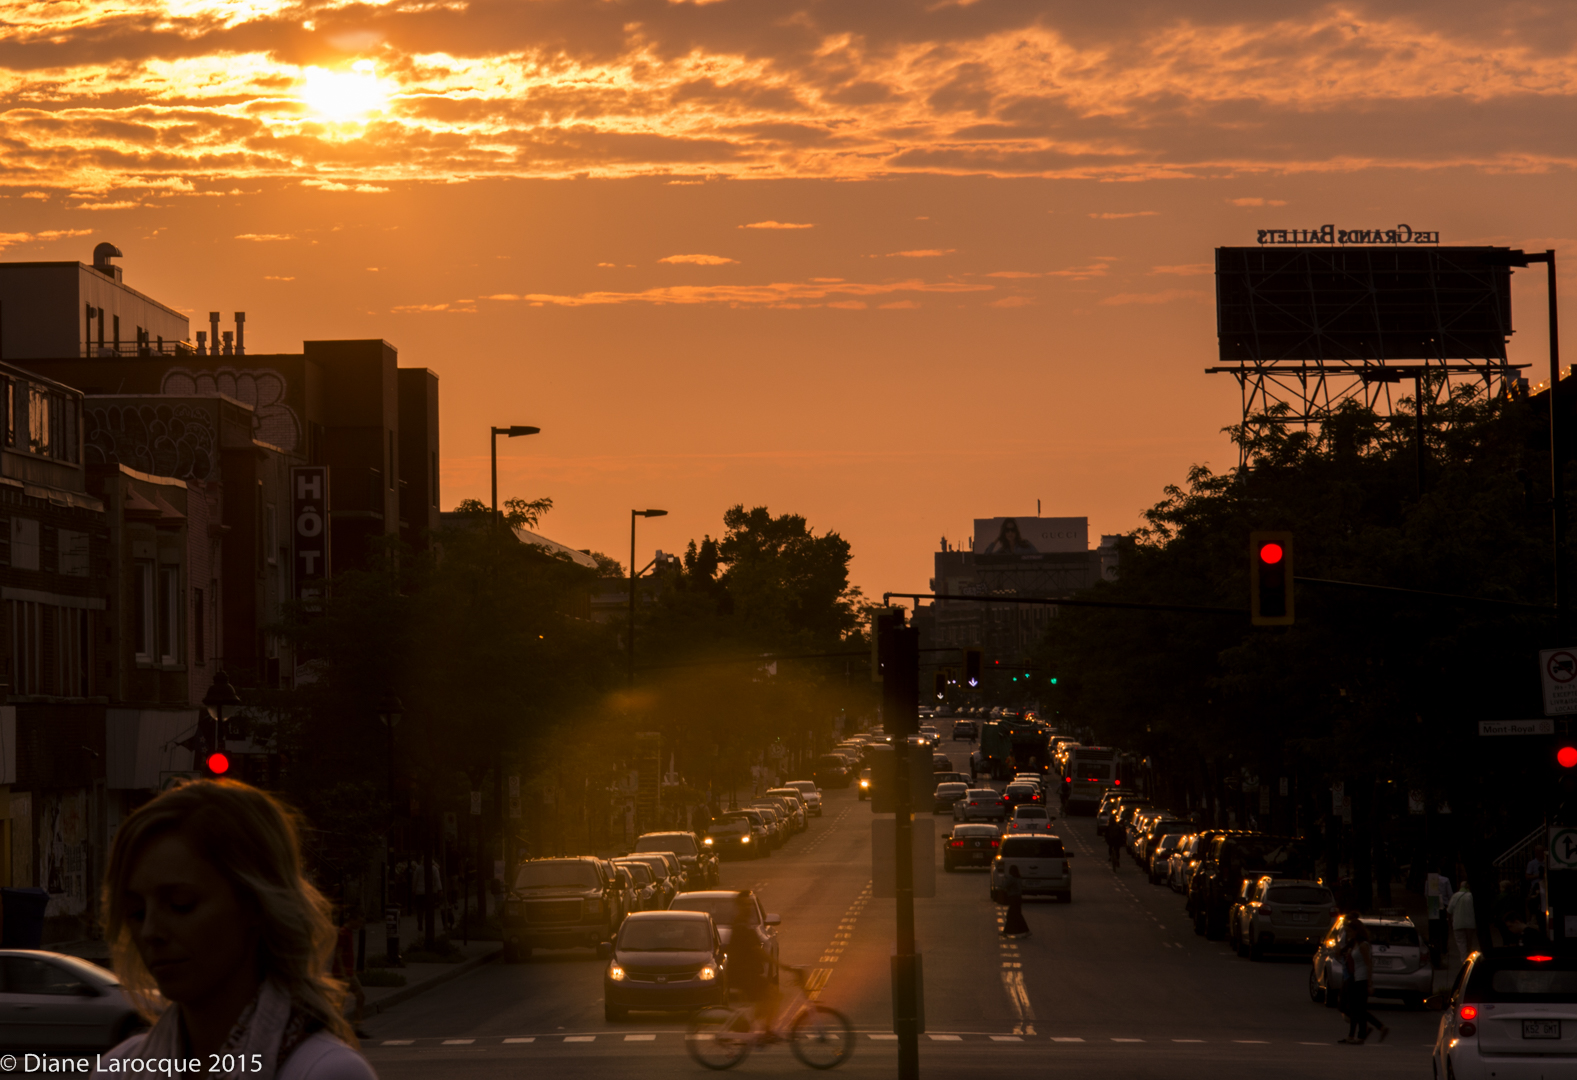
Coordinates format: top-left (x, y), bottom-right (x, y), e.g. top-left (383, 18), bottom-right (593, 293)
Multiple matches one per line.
top-left (161, 367), bottom-right (300, 453)
top-left (39, 789), bottom-right (88, 917)
top-left (85, 401), bottom-right (219, 480)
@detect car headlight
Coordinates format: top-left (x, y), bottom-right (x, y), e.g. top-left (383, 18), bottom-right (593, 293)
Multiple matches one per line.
top-left (741, 836), bottom-right (751, 844)
top-left (587, 899), bottom-right (603, 913)
top-left (703, 837), bottom-right (714, 846)
top-left (698, 965), bottom-right (718, 981)
top-left (860, 779), bottom-right (870, 788)
top-left (609, 962), bottom-right (626, 981)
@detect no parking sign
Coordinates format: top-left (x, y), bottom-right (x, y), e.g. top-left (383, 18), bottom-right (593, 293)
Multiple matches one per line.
top-left (1539, 648), bottom-right (1577, 716)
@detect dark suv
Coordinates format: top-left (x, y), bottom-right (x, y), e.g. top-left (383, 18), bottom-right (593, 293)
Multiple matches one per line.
top-left (1190, 833), bottom-right (1313, 939)
top-left (634, 831), bottom-right (720, 887)
top-left (502, 857), bottom-right (619, 961)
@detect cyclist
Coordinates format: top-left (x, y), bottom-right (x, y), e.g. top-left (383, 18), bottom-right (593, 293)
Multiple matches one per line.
top-left (1106, 817), bottom-right (1123, 870)
top-left (730, 891), bottom-right (780, 1032)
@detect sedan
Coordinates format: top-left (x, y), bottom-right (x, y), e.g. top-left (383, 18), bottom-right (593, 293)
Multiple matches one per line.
top-left (666, 889), bottom-right (781, 984)
top-left (1434, 948), bottom-right (1577, 1077)
top-left (1310, 914), bottom-right (1432, 1010)
top-left (954, 788), bottom-right (1008, 823)
top-left (1234, 877), bottom-right (1336, 959)
top-left (943, 825), bottom-right (1001, 871)
top-left (0, 950), bottom-right (144, 1050)
top-left (618, 853), bottom-right (681, 905)
top-left (611, 859), bottom-right (661, 910)
top-left (1006, 806), bottom-right (1056, 834)
top-left (933, 782), bottom-right (969, 814)
top-left (705, 814), bottom-right (760, 860)
top-left (1003, 783), bottom-right (1042, 810)
top-left (601, 911), bottom-right (728, 1022)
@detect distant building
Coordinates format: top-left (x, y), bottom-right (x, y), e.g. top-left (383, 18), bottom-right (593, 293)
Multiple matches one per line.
top-left (0, 243), bottom-right (189, 360)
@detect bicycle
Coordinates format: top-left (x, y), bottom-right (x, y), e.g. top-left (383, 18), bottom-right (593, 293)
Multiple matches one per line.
top-left (686, 966), bottom-right (854, 1071)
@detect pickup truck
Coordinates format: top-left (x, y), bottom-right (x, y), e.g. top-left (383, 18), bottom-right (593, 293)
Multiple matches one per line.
top-left (634, 830), bottom-right (721, 887)
top-left (502, 857), bottom-right (619, 961)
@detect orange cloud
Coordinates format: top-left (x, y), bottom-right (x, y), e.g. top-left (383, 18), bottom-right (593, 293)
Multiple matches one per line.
top-left (1228, 198), bottom-right (1289, 207)
top-left (1149, 264), bottom-right (1213, 276)
top-left (236, 233), bottom-right (294, 241)
top-left (1099, 289), bottom-right (1208, 306)
top-left (487, 277), bottom-right (994, 308)
top-left (741, 221), bottom-right (814, 229)
top-left (659, 254), bottom-right (738, 265)
top-left (887, 249), bottom-right (953, 258)
top-left (1088, 212), bottom-right (1158, 220)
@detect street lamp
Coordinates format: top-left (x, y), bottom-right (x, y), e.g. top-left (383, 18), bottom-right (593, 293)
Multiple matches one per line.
top-left (629, 509), bottom-right (668, 685)
top-left (490, 425), bottom-right (541, 529)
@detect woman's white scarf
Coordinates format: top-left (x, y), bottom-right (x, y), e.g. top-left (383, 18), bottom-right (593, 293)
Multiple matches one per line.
top-left (138, 979), bottom-right (294, 1080)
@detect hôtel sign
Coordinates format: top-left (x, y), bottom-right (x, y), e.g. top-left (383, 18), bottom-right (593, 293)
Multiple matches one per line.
top-left (1256, 224), bottom-right (1440, 246)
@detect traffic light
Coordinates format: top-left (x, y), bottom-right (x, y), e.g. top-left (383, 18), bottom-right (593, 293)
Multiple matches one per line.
top-left (194, 716), bottom-right (229, 777)
top-left (1250, 530), bottom-right (1294, 626)
top-left (963, 648), bottom-right (982, 691)
top-left (1560, 744), bottom-right (1577, 769)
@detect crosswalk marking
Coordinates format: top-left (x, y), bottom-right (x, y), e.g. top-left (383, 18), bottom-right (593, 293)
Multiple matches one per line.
top-left (503, 1038), bottom-right (535, 1044)
top-left (381, 1040), bottom-right (413, 1046)
top-left (928, 1034), bottom-right (962, 1041)
top-left (624, 1034), bottom-right (655, 1041)
top-left (990, 1035), bottom-right (1023, 1042)
top-left (564, 1036), bottom-right (595, 1043)
top-left (441, 1039), bottom-right (475, 1045)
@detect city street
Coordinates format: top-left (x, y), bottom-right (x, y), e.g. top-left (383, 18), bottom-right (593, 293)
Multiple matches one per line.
top-left (361, 739), bottom-right (1433, 1079)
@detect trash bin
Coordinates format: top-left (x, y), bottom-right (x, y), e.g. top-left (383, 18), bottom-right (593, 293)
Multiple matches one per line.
top-left (1, 887), bottom-right (50, 948)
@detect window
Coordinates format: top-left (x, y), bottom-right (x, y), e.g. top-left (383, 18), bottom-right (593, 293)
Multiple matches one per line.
top-left (133, 561), bottom-right (154, 661)
top-left (265, 504), bottom-right (277, 564)
top-left (57, 530), bottom-right (89, 576)
top-left (159, 565), bottom-right (180, 665)
top-left (11, 517), bottom-right (39, 571)
top-left (27, 384), bottom-right (48, 456)
top-left (193, 587), bottom-right (205, 665)
top-left (9, 600), bottom-right (41, 695)
top-left (56, 607), bottom-right (88, 697)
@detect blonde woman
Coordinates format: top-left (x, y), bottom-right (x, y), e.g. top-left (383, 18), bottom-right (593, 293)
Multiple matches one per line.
top-left (93, 779), bottom-right (376, 1080)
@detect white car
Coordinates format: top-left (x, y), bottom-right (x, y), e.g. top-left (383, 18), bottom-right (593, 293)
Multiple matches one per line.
top-left (954, 788), bottom-right (1007, 823)
top-left (1434, 948), bottom-right (1577, 1078)
top-left (0, 949), bottom-right (144, 1049)
top-left (784, 780), bottom-right (823, 816)
top-left (1005, 805), bottom-right (1057, 835)
top-left (989, 834), bottom-right (1073, 903)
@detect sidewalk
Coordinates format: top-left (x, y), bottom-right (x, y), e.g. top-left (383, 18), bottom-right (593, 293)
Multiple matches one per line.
top-left (52, 912), bottom-right (502, 1018)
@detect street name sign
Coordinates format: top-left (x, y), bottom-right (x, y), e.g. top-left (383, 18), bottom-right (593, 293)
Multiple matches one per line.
top-left (1540, 647), bottom-right (1577, 716)
top-left (1480, 719), bottom-right (1556, 736)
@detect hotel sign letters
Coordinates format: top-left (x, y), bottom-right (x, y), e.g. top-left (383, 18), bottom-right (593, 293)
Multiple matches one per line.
top-left (1256, 224), bottom-right (1440, 246)
top-left (291, 465), bottom-right (331, 606)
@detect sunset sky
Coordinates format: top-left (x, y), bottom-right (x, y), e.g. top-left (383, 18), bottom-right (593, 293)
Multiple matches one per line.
top-left (3, 0), bottom-right (1574, 599)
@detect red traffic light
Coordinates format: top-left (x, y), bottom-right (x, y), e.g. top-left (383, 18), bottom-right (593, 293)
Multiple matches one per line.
top-left (1559, 745), bottom-right (1577, 769)
top-left (205, 752), bottom-right (231, 775)
top-left (1259, 542), bottom-right (1284, 565)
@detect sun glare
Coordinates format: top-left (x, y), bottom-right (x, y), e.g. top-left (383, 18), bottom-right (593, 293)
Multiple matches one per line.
top-left (301, 60), bottom-right (388, 122)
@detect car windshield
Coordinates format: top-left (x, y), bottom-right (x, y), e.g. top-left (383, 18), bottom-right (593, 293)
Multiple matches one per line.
top-left (967, 790), bottom-right (998, 799)
top-left (1014, 808), bottom-right (1048, 819)
top-left (515, 862), bottom-right (599, 889)
top-left (937, 783), bottom-right (966, 794)
top-left (955, 827), bottom-right (998, 837)
top-left (1000, 837), bottom-right (1066, 858)
top-left (1268, 885), bottom-right (1333, 904)
top-left (615, 861), bottom-right (654, 884)
top-left (636, 834), bottom-right (697, 856)
top-left (712, 817), bottom-right (751, 835)
top-left (627, 857), bottom-right (670, 880)
top-left (618, 918), bottom-right (713, 952)
top-left (1467, 955), bottom-right (1577, 1002)
top-left (668, 895), bottom-right (759, 926)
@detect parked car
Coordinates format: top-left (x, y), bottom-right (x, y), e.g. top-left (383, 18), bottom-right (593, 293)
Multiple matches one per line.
top-left (600, 911), bottom-right (729, 1021)
top-left (0, 950), bottom-right (144, 1050)
top-left (1006, 805), bottom-right (1056, 834)
top-left (619, 852), bottom-right (683, 905)
top-left (667, 889), bottom-right (781, 984)
top-left (749, 803), bottom-right (788, 846)
top-left (990, 834), bottom-right (1073, 903)
top-left (1192, 833), bottom-right (1314, 939)
top-left (503, 857), bottom-right (621, 961)
top-left (954, 788), bottom-right (1008, 823)
top-left (1232, 877), bottom-right (1336, 960)
top-left (706, 814), bottom-right (760, 860)
top-left (1138, 819), bottom-right (1196, 879)
top-left (761, 792), bottom-right (807, 833)
top-left (1310, 913), bottom-right (1432, 1010)
top-left (1432, 948), bottom-right (1577, 1076)
top-left (933, 781), bottom-right (969, 814)
top-left (814, 754), bottom-right (852, 788)
top-left (733, 808), bottom-right (773, 854)
top-left (610, 858), bottom-right (661, 910)
top-left (784, 780), bottom-right (824, 816)
top-left (599, 858), bottom-right (639, 926)
top-left (943, 825), bottom-right (1002, 871)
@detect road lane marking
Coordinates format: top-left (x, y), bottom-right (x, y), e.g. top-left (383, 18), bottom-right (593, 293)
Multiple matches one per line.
top-left (564, 1036), bottom-right (595, 1042)
top-left (382, 1040), bottom-right (414, 1046)
top-left (441, 1039), bottom-right (475, 1045)
top-left (503, 1038), bottom-right (535, 1044)
top-left (990, 1035), bottom-right (1022, 1042)
top-left (870, 1034), bottom-right (898, 1040)
top-left (1051, 1037), bottom-right (1085, 1042)
top-left (1234, 1040), bottom-right (1268, 1044)
top-left (1172, 1038), bottom-right (1203, 1042)
top-left (624, 1034), bottom-right (655, 1041)
top-left (1112, 1038), bottom-right (1144, 1042)
top-left (928, 1035), bottom-right (962, 1041)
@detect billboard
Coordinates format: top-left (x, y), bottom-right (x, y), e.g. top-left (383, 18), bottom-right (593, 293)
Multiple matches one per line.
top-left (1215, 246), bottom-right (1513, 363)
top-left (973, 517), bottom-right (1087, 558)
top-left (291, 466), bottom-right (331, 607)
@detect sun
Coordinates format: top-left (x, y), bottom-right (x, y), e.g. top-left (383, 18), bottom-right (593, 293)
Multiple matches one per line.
top-left (301, 60), bottom-right (388, 122)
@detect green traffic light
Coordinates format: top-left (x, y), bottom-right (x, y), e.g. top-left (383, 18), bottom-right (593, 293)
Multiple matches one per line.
top-left (1050, 677), bottom-right (1058, 685)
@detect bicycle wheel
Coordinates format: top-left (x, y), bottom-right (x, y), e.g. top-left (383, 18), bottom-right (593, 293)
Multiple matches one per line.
top-left (687, 1007), bottom-right (752, 1071)
top-left (788, 1005), bottom-right (854, 1070)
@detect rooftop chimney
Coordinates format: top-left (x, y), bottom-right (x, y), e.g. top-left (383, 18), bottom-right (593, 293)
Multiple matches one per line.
top-left (208, 312), bottom-right (220, 357)
top-left (221, 330), bottom-right (233, 357)
top-left (234, 312), bottom-right (246, 356)
top-left (92, 242), bottom-right (124, 283)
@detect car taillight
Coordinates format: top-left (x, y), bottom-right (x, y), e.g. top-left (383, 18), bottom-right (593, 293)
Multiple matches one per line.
top-left (950, 841), bottom-right (964, 848)
top-left (970, 801), bottom-right (978, 806)
top-left (1528, 955), bottom-right (1555, 962)
top-left (990, 840), bottom-right (999, 848)
top-left (1114, 779), bottom-right (1121, 785)
top-left (1459, 1005), bottom-right (1477, 1020)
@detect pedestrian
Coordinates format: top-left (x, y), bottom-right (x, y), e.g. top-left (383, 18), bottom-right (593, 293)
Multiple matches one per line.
top-left (1337, 920), bottom-right (1389, 1045)
top-left (729, 891), bottom-right (778, 1030)
top-left (1448, 875), bottom-right (1478, 966)
top-left (1001, 865), bottom-right (1030, 938)
top-left (95, 779), bottom-right (375, 1080)
top-left (332, 910), bottom-right (370, 1040)
top-left (1424, 866), bottom-right (1452, 966)
top-left (1526, 844), bottom-right (1547, 932)
top-left (1106, 817), bottom-right (1124, 870)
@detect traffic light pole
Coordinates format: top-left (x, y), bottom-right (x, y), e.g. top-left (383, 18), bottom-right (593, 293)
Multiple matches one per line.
top-left (878, 611), bottom-right (921, 1080)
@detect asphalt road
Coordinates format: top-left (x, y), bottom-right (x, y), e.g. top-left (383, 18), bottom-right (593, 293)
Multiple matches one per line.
top-left (361, 736), bottom-right (1435, 1078)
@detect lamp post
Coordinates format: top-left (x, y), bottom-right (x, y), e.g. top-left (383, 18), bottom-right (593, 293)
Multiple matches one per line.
top-left (200, 670), bottom-right (241, 774)
top-left (628, 509), bottom-right (668, 686)
top-left (376, 692), bottom-right (403, 963)
top-left (490, 425), bottom-right (540, 529)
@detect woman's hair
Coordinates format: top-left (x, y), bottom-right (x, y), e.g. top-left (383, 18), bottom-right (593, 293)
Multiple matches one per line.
top-left (101, 779), bottom-right (354, 1043)
top-left (1347, 919), bottom-right (1370, 942)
